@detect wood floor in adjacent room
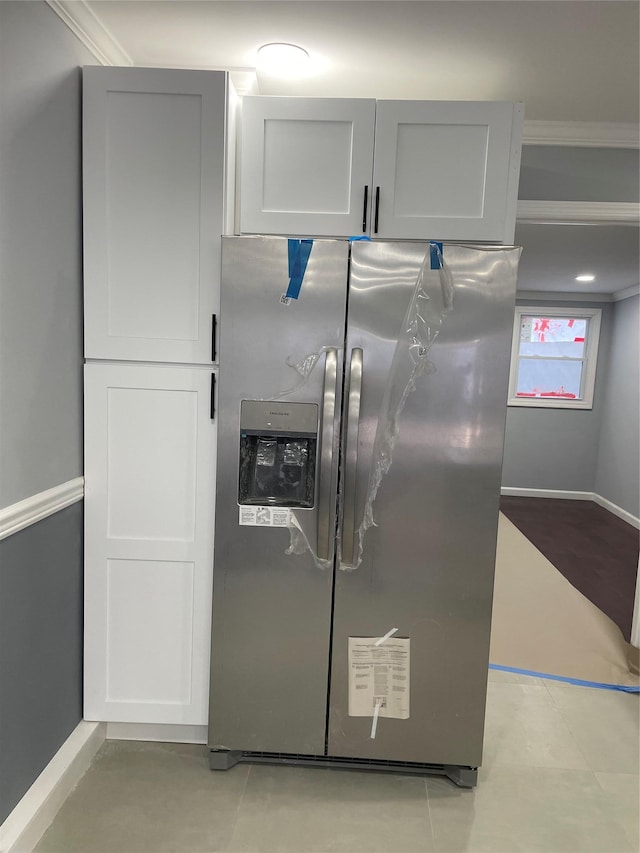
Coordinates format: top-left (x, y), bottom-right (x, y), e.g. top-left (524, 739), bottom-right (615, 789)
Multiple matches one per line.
top-left (500, 497), bottom-right (639, 643)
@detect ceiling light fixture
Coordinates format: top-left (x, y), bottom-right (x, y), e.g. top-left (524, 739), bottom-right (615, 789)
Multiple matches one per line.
top-left (257, 43), bottom-right (310, 77)
top-left (575, 274), bottom-right (596, 282)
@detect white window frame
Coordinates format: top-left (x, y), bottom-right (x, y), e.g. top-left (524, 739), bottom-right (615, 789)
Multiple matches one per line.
top-left (508, 305), bottom-right (602, 410)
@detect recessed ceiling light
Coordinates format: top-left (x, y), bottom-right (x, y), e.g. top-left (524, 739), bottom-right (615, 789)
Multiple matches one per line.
top-left (257, 43), bottom-right (310, 77)
top-left (575, 274), bottom-right (596, 282)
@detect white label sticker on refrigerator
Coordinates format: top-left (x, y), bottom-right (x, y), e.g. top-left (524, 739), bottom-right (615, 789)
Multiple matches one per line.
top-left (348, 637), bottom-right (410, 719)
top-left (238, 506), bottom-right (292, 527)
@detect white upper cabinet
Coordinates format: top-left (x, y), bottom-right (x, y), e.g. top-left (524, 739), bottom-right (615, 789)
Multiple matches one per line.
top-left (240, 97), bottom-right (376, 237)
top-left (372, 101), bottom-right (523, 243)
top-left (239, 97), bottom-right (523, 243)
top-left (83, 68), bottom-right (235, 363)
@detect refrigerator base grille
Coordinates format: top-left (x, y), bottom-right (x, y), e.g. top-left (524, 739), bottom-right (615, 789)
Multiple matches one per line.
top-left (208, 749), bottom-right (478, 788)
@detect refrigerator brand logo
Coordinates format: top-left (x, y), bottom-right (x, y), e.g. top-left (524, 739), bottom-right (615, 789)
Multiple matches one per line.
top-left (269, 411), bottom-right (289, 417)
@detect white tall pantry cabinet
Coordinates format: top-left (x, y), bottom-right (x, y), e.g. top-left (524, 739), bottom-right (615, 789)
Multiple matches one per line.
top-left (83, 68), bottom-right (235, 726)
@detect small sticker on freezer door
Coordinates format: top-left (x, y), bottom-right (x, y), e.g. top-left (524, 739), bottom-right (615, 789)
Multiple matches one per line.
top-left (348, 637), bottom-right (410, 719)
top-left (238, 506), bottom-right (292, 527)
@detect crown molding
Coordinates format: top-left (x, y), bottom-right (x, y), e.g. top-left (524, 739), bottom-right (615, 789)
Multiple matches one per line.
top-left (516, 290), bottom-right (614, 303)
top-left (45, 0), bottom-right (132, 66)
top-left (523, 121), bottom-right (640, 149)
top-left (517, 200), bottom-right (639, 225)
top-left (612, 284), bottom-right (640, 302)
top-left (0, 478), bottom-right (84, 542)
top-left (516, 286), bottom-right (640, 304)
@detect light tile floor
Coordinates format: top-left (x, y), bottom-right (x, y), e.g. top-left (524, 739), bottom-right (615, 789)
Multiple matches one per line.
top-left (35, 671), bottom-right (639, 853)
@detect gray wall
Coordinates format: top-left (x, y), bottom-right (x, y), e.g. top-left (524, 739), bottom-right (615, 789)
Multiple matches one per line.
top-left (595, 295), bottom-right (640, 517)
top-left (0, 504), bottom-right (83, 824)
top-left (0, 1), bottom-right (91, 823)
top-left (0, 0), bottom-right (92, 507)
top-left (502, 299), bottom-right (612, 493)
top-left (519, 146), bottom-right (640, 202)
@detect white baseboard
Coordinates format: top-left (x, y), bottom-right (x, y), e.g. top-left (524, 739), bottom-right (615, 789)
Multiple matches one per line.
top-left (632, 568), bottom-right (640, 650)
top-left (592, 494), bottom-right (640, 530)
top-left (0, 721), bottom-right (105, 853)
top-left (106, 722), bottom-right (207, 744)
top-left (501, 487), bottom-right (593, 501)
top-left (500, 487), bottom-right (640, 530)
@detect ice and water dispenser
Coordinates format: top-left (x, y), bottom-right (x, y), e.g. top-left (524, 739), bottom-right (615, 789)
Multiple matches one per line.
top-left (238, 400), bottom-right (318, 509)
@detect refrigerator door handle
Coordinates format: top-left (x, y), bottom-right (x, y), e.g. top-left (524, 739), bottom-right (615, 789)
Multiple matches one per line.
top-left (317, 348), bottom-right (339, 561)
top-left (341, 347), bottom-right (363, 567)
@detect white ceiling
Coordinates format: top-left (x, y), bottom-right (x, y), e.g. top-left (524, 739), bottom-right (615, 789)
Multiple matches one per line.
top-left (78, 0), bottom-right (640, 296)
top-left (87, 0), bottom-right (639, 121)
top-left (515, 224), bottom-right (640, 295)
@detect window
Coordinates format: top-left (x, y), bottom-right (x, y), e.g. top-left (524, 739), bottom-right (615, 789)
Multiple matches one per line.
top-left (508, 306), bottom-right (602, 409)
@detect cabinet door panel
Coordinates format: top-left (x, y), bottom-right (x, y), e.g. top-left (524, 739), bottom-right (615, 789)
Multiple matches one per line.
top-left (103, 92), bottom-right (201, 344)
top-left (83, 68), bottom-right (229, 363)
top-left (106, 386), bottom-right (197, 542)
top-left (84, 364), bottom-right (216, 724)
top-left (372, 101), bottom-right (523, 242)
top-left (240, 97), bottom-right (375, 236)
top-left (106, 559), bottom-right (195, 705)
top-left (263, 119), bottom-right (353, 213)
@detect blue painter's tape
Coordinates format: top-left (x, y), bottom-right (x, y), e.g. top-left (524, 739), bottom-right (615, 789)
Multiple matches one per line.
top-left (349, 235), bottom-right (372, 241)
top-left (489, 663), bottom-right (640, 693)
top-left (288, 239), bottom-right (298, 277)
top-left (286, 239), bottom-right (313, 300)
top-left (430, 241), bottom-right (443, 269)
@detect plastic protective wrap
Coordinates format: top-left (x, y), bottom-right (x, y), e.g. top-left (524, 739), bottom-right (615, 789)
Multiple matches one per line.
top-left (269, 244), bottom-right (456, 570)
top-left (238, 436), bottom-right (315, 508)
top-left (272, 347), bottom-right (341, 402)
top-left (285, 511), bottom-right (330, 567)
top-left (340, 243), bottom-right (454, 571)
top-left (255, 346), bottom-right (341, 569)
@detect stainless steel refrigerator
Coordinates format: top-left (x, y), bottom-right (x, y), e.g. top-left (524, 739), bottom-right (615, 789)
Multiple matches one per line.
top-left (208, 236), bottom-right (520, 787)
